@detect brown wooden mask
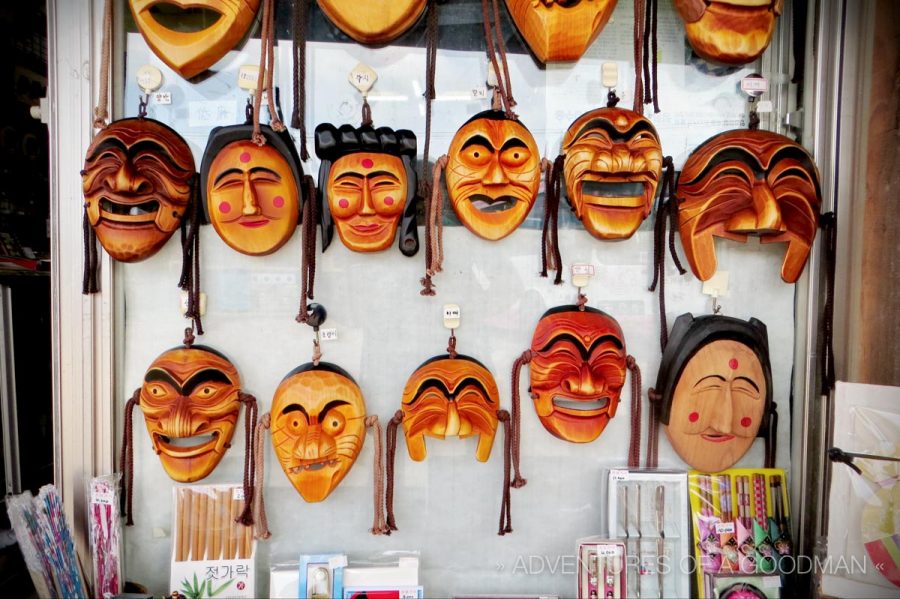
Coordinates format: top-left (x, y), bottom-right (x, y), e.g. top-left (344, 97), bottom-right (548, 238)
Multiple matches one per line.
top-left (677, 129), bottom-right (821, 283)
top-left (200, 124), bottom-right (303, 256)
top-left (529, 306), bottom-right (627, 443)
top-left (139, 345), bottom-right (242, 482)
top-left (130, 0), bottom-right (261, 79)
top-left (270, 363), bottom-right (367, 503)
top-left (400, 354), bottom-right (499, 462)
top-left (561, 107), bottom-right (663, 240)
top-left (317, 0), bottom-right (427, 45)
top-left (655, 313), bottom-right (774, 472)
top-left (504, 0), bottom-right (618, 63)
top-left (445, 110), bottom-right (541, 241)
top-left (315, 124), bottom-right (418, 255)
top-left (674, 0), bottom-right (783, 65)
top-left (82, 117), bottom-right (195, 262)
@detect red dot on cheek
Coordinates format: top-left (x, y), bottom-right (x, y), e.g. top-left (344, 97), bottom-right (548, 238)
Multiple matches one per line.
top-left (689, 411), bottom-right (700, 423)
top-left (361, 158), bottom-right (374, 169)
top-left (273, 196), bottom-right (285, 208)
top-left (338, 198), bottom-right (349, 209)
top-left (384, 196), bottom-right (394, 206)
top-left (239, 152), bottom-right (251, 163)
top-left (218, 202), bottom-right (231, 214)
top-left (740, 417), bottom-right (752, 428)
top-left (729, 358), bottom-right (739, 370)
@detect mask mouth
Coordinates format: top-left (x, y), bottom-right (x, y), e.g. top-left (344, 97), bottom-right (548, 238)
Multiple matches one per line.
top-left (552, 395), bottom-right (610, 414)
top-left (99, 198), bottom-right (160, 223)
top-left (147, 3), bottom-right (223, 33)
top-left (699, 429), bottom-right (736, 443)
top-left (580, 180), bottom-right (647, 207)
top-left (155, 431), bottom-right (219, 456)
top-left (289, 458), bottom-right (340, 473)
top-left (469, 194), bottom-right (518, 213)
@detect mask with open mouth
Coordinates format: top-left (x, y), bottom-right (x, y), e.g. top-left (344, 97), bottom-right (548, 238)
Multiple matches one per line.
top-left (130, 0), bottom-right (262, 79)
top-left (316, 0), bottom-right (427, 45)
top-left (504, 0), bottom-right (618, 63)
top-left (270, 362), bottom-right (367, 503)
top-left (561, 106), bottom-right (663, 240)
top-left (674, 0), bottom-right (783, 65)
top-left (445, 110), bottom-right (541, 241)
top-left (82, 117), bottom-right (195, 262)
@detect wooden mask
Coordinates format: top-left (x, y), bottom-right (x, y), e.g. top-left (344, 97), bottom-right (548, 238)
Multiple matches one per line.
top-left (561, 106), bottom-right (663, 240)
top-left (82, 117), bottom-right (195, 262)
top-left (317, 0), bottom-right (427, 45)
top-left (130, 0), bottom-right (262, 79)
top-left (656, 313), bottom-right (774, 472)
top-left (400, 354), bottom-right (500, 462)
top-left (315, 124), bottom-right (418, 255)
top-left (674, 0), bottom-right (783, 65)
top-left (529, 306), bottom-right (627, 443)
top-left (200, 124), bottom-right (303, 256)
top-left (139, 345), bottom-right (242, 482)
top-left (445, 110), bottom-right (541, 241)
top-left (271, 363), bottom-right (367, 503)
top-left (677, 129), bottom-right (821, 283)
top-left (504, 0), bottom-right (618, 63)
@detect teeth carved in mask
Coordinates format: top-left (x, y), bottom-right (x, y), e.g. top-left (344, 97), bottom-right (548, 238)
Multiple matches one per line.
top-left (82, 117), bottom-right (195, 262)
top-left (139, 345), bottom-right (242, 482)
top-left (562, 107), bottom-right (663, 240)
top-left (677, 128), bottom-right (822, 283)
top-left (529, 306), bottom-right (627, 443)
top-left (401, 355), bottom-right (500, 462)
top-left (674, 0), bottom-right (783, 65)
top-left (130, 0), bottom-right (262, 79)
top-left (504, 0), bottom-right (618, 63)
top-left (271, 363), bottom-right (367, 503)
top-left (316, 0), bottom-right (427, 45)
top-left (445, 110), bottom-right (541, 241)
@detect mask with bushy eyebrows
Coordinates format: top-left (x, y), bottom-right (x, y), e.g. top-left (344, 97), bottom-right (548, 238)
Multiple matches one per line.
top-left (674, 0), bottom-right (783, 65)
top-left (504, 0), bottom-right (618, 63)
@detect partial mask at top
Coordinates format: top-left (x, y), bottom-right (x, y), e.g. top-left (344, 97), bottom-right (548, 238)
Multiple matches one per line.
top-left (317, 0), bottom-right (427, 45)
top-left (504, 0), bottom-right (618, 63)
top-left (674, 0), bottom-right (783, 65)
top-left (130, 0), bottom-right (261, 79)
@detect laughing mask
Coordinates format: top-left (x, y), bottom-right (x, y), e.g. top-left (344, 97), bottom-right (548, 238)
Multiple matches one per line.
top-left (200, 124), bottom-right (303, 256)
top-left (315, 124), bottom-right (418, 254)
top-left (139, 345), bottom-right (241, 482)
top-left (504, 0), bottom-right (618, 63)
top-left (401, 354), bottom-right (499, 462)
top-left (674, 0), bottom-right (783, 65)
top-left (270, 363), bottom-right (367, 503)
top-left (130, 0), bottom-right (261, 79)
top-left (529, 306), bottom-right (627, 443)
top-left (445, 110), bottom-right (541, 241)
top-left (82, 117), bottom-right (195, 262)
top-left (676, 128), bottom-right (821, 283)
top-left (655, 313), bottom-right (774, 472)
top-left (317, 0), bottom-right (427, 45)
top-left (561, 106), bottom-right (663, 240)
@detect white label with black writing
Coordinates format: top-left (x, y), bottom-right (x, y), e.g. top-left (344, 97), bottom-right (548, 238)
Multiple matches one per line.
top-left (153, 92), bottom-right (172, 105)
top-left (233, 487), bottom-right (245, 501)
top-left (443, 304), bottom-right (461, 329)
top-left (471, 87), bottom-right (487, 99)
top-left (610, 469), bottom-right (630, 482)
top-left (594, 544), bottom-right (622, 557)
top-left (320, 328), bottom-right (337, 341)
top-left (91, 489), bottom-right (115, 506)
top-left (741, 76), bottom-right (769, 94)
top-left (715, 522), bottom-right (736, 534)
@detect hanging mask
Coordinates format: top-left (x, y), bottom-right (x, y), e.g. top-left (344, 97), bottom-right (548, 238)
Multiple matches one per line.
top-left (315, 124), bottom-right (418, 255)
top-left (270, 362), bottom-right (367, 503)
top-left (200, 124), bottom-right (303, 256)
top-left (654, 313), bottom-right (776, 473)
top-left (561, 106), bottom-right (663, 240)
top-left (674, 0), bottom-right (783, 65)
top-left (317, 0), bottom-right (427, 45)
top-left (677, 128), bottom-right (821, 283)
top-left (129, 0), bottom-right (262, 79)
top-left (504, 0), bottom-right (618, 63)
top-left (82, 117), bottom-right (195, 262)
top-left (445, 110), bottom-right (541, 241)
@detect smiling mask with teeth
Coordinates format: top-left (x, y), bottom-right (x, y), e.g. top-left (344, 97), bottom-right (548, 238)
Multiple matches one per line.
top-left (82, 117), bottom-right (195, 262)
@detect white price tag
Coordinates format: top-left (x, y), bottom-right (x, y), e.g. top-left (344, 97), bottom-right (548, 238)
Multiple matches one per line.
top-left (571, 263), bottom-right (595, 288)
top-left (136, 65), bottom-right (163, 93)
top-left (595, 544), bottom-right (622, 557)
top-left (348, 63), bottom-right (377, 94)
top-left (319, 328), bottom-right (338, 341)
top-left (153, 92), bottom-right (172, 105)
top-left (610, 469), bottom-right (630, 482)
top-left (233, 487), bottom-right (245, 501)
top-left (180, 291), bottom-right (207, 317)
top-left (701, 271), bottom-right (729, 298)
top-left (601, 62), bottom-right (618, 88)
top-left (715, 522), bottom-right (736, 534)
top-left (486, 62), bottom-right (499, 87)
top-left (238, 65), bottom-right (261, 91)
top-left (91, 489), bottom-right (115, 506)
top-left (443, 304), bottom-right (461, 329)
top-left (741, 75), bottom-right (768, 97)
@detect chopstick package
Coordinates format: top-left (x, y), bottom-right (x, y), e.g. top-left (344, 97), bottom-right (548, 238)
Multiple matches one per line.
top-left (88, 474), bottom-right (123, 598)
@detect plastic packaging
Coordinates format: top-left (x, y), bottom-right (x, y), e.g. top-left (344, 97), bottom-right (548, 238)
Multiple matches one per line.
top-left (88, 474), bottom-right (123, 598)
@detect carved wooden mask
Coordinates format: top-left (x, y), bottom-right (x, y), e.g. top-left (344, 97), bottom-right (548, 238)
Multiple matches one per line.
top-left (271, 363), bottom-right (367, 503)
top-left (677, 129), bottom-right (821, 283)
top-left (656, 314), bottom-right (773, 472)
top-left (561, 107), bottom-right (663, 240)
top-left (315, 124), bottom-right (418, 254)
top-left (504, 0), bottom-right (618, 63)
top-left (674, 0), bottom-right (783, 65)
top-left (317, 0), bottom-right (427, 45)
top-left (82, 117), bottom-right (195, 262)
top-left (139, 345), bottom-right (241, 482)
top-left (446, 110), bottom-right (541, 241)
top-left (400, 355), bottom-right (499, 462)
top-left (200, 124), bottom-right (303, 256)
top-left (130, 0), bottom-right (261, 79)
top-left (529, 306), bottom-right (627, 443)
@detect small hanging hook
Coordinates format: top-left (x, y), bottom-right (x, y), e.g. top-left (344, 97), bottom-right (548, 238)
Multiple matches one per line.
top-left (712, 295), bottom-right (723, 315)
top-left (138, 94), bottom-right (149, 118)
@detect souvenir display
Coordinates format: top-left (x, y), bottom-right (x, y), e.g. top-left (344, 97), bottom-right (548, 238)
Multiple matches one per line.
top-left (673, 0), bottom-right (783, 65)
top-left (504, 0), bottom-right (617, 63)
top-left (89, 475), bottom-right (124, 599)
top-left (129, 0), bottom-right (262, 79)
top-left (576, 538), bottom-right (626, 599)
top-left (317, 0), bottom-right (427, 45)
top-left (650, 313), bottom-right (777, 473)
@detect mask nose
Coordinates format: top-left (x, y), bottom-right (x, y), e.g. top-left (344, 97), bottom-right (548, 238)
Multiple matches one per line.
top-left (298, 426), bottom-right (336, 460)
top-left (242, 176), bottom-right (262, 216)
top-left (445, 402), bottom-right (461, 437)
top-left (562, 364), bottom-right (600, 396)
top-left (109, 160), bottom-right (150, 194)
top-left (751, 181), bottom-right (783, 232)
top-left (160, 397), bottom-right (207, 438)
top-left (708, 388), bottom-right (734, 435)
top-left (359, 181), bottom-right (376, 216)
top-left (482, 156), bottom-right (509, 186)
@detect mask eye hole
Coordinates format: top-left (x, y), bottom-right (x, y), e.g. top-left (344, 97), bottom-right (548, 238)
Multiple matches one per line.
top-left (461, 144), bottom-right (493, 167)
top-left (322, 412), bottom-right (346, 435)
top-left (500, 147), bottom-right (530, 168)
top-left (146, 383), bottom-right (167, 397)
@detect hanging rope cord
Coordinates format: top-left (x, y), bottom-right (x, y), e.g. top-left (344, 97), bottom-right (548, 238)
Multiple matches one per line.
top-left (291, 0), bottom-right (310, 160)
top-left (648, 157), bottom-right (686, 352)
top-left (481, 0), bottom-right (517, 119)
top-left (252, 0), bottom-right (285, 146)
top-left (178, 176), bottom-right (204, 344)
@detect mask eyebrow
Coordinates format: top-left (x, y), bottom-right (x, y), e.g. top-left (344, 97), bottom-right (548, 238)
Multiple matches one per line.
top-left (183, 369), bottom-right (233, 394)
top-left (214, 168), bottom-right (244, 186)
top-left (334, 171), bottom-right (365, 180)
top-left (318, 399), bottom-right (350, 419)
top-left (90, 138), bottom-right (128, 157)
top-left (366, 170), bottom-right (400, 180)
top-left (500, 138), bottom-right (529, 152)
top-left (281, 403), bottom-right (309, 422)
top-left (733, 376), bottom-right (760, 392)
top-left (572, 119), bottom-right (658, 144)
top-left (537, 333), bottom-right (624, 360)
top-left (693, 374), bottom-right (727, 388)
top-left (460, 135), bottom-right (495, 153)
top-left (144, 368), bottom-right (183, 394)
top-left (454, 377), bottom-right (495, 403)
top-left (248, 166), bottom-right (281, 179)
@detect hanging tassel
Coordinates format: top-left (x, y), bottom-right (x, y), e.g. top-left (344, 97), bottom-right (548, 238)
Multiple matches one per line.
top-left (626, 356), bottom-right (643, 469)
top-left (764, 403), bottom-right (778, 468)
top-left (291, 0), bottom-right (310, 160)
top-left (420, 156), bottom-right (448, 295)
top-left (384, 410), bottom-right (404, 533)
top-left (252, 413), bottom-right (272, 539)
top-left (509, 350), bottom-right (531, 489)
top-left (540, 156), bottom-right (564, 284)
top-left (646, 388), bottom-right (661, 469)
top-left (252, 0), bottom-right (284, 146)
top-left (235, 393), bottom-right (258, 526)
top-left (178, 181), bottom-right (204, 340)
top-left (481, 0), bottom-right (517, 119)
top-left (420, 0), bottom-right (440, 199)
top-left (819, 212), bottom-right (837, 392)
top-left (632, 0), bottom-right (645, 112)
top-left (93, 0), bottom-right (113, 129)
top-left (648, 157), bottom-right (685, 352)
top-left (82, 208), bottom-right (99, 294)
top-left (118, 389), bottom-right (140, 526)
top-left (297, 176), bottom-right (318, 323)
top-left (497, 409), bottom-right (513, 535)
top-left (365, 416), bottom-right (390, 535)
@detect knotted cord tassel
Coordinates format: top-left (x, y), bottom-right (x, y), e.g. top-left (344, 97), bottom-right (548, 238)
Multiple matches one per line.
top-left (297, 176), bottom-right (319, 323)
top-left (82, 208), bottom-right (99, 294)
top-left (646, 388), bottom-right (661, 469)
top-left (497, 409), bottom-right (513, 535)
top-left (384, 410), bottom-right (404, 533)
top-left (119, 389), bottom-right (140, 526)
top-left (420, 156), bottom-right (448, 295)
top-left (509, 350), bottom-right (531, 489)
top-left (626, 356), bottom-right (643, 468)
top-left (252, 413), bottom-right (272, 539)
top-left (365, 416), bottom-right (389, 535)
top-left (235, 393), bottom-right (258, 526)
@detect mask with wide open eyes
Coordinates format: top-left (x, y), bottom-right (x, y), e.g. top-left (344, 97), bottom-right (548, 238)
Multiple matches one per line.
top-left (316, 0), bottom-right (427, 45)
top-left (82, 117), bottom-right (195, 262)
top-left (130, 0), bottom-right (262, 79)
top-left (200, 124), bottom-right (304, 256)
top-left (674, 0), bottom-right (783, 65)
top-left (445, 110), bottom-right (541, 241)
top-left (676, 128), bottom-right (821, 283)
top-left (504, 0), bottom-right (618, 63)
